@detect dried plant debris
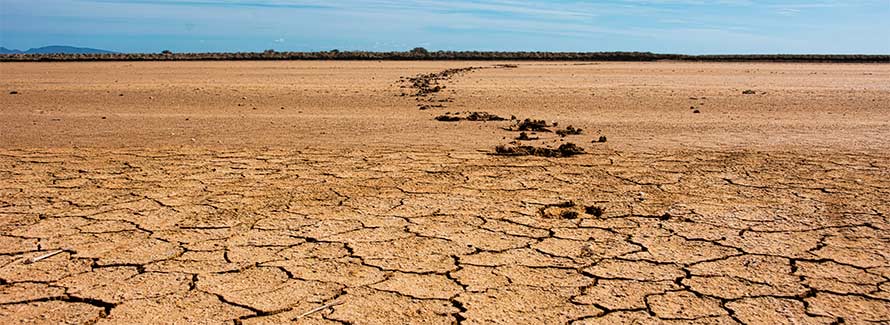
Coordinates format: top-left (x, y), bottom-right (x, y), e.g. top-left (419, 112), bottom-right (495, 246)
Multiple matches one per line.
top-left (515, 132), bottom-right (539, 141)
top-left (560, 210), bottom-right (579, 219)
top-left (404, 67), bottom-right (479, 97)
top-left (435, 111), bottom-right (507, 122)
top-left (494, 143), bottom-right (585, 157)
top-left (585, 205), bottom-right (606, 217)
top-left (418, 104), bottom-right (446, 110)
top-left (555, 125), bottom-right (583, 137)
top-left (504, 118), bottom-right (553, 132)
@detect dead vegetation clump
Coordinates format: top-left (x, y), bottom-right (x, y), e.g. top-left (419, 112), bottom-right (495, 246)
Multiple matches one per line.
top-left (434, 115), bottom-right (461, 122)
top-left (585, 205), bottom-right (606, 217)
top-left (555, 125), bottom-right (583, 137)
top-left (560, 211), bottom-right (579, 219)
top-left (505, 118), bottom-right (552, 132)
top-left (405, 67), bottom-right (478, 97)
top-left (419, 104), bottom-right (445, 110)
top-left (494, 143), bottom-right (585, 158)
top-left (434, 112), bottom-right (507, 122)
top-left (515, 132), bottom-right (539, 141)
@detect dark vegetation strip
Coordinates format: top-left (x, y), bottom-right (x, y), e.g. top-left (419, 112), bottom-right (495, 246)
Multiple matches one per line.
top-left (2, 50), bottom-right (888, 63)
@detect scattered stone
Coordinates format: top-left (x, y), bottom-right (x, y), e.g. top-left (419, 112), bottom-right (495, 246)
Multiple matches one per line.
top-left (693, 109), bottom-right (701, 114)
top-left (9, 91), bottom-right (19, 95)
top-left (594, 136), bottom-right (607, 143)
top-left (742, 89), bottom-right (756, 95)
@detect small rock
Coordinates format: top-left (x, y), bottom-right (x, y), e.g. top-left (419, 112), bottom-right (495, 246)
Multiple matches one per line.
top-left (9, 91), bottom-right (19, 95)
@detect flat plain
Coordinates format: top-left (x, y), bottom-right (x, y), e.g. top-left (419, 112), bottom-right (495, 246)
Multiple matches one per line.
top-left (1, 61), bottom-right (889, 324)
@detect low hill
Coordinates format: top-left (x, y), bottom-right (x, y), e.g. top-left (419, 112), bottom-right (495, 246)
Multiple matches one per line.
top-left (0, 45), bottom-right (115, 54)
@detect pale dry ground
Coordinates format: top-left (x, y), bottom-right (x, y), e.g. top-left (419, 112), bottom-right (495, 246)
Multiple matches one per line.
top-left (0, 61), bottom-right (889, 324)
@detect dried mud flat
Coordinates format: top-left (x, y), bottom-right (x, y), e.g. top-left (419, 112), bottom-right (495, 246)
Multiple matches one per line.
top-left (1, 61), bottom-right (889, 324)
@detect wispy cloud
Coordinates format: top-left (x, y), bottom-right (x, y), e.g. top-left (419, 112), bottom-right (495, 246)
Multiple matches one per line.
top-left (1, 0), bottom-right (888, 53)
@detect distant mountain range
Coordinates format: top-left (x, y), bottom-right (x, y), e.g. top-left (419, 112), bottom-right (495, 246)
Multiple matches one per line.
top-left (0, 45), bottom-right (115, 54)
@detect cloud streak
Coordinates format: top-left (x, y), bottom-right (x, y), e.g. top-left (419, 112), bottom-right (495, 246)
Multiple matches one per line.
top-left (1, 0), bottom-right (888, 53)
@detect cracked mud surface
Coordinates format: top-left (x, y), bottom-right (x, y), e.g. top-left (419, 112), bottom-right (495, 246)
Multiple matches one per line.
top-left (1, 61), bottom-right (889, 323)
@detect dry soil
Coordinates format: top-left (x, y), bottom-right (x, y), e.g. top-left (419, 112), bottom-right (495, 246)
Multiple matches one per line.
top-left (0, 61), bottom-right (888, 324)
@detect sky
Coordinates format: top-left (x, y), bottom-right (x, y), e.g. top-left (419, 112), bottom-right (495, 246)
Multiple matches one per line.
top-left (1, 0), bottom-right (888, 54)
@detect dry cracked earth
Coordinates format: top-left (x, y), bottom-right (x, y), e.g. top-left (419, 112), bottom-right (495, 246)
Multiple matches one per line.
top-left (1, 61), bottom-right (889, 324)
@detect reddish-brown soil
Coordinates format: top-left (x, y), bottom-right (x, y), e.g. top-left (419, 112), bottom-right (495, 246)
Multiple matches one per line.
top-left (1, 61), bottom-right (888, 324)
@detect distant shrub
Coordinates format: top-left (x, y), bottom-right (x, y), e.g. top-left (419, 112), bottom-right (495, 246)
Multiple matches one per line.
top-left (2, 51), bottom-right (888, 62)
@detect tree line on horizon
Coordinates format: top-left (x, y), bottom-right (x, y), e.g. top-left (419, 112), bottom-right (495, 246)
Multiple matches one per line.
top-left (1, 48), bottom-right (887, 62)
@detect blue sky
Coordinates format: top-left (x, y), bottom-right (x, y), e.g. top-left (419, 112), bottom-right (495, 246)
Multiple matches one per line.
top-left (1, 0), bottom-right (888, 54)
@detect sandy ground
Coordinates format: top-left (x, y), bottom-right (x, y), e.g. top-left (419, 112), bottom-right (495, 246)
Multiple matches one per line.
top-left (0, 61), bottom-right (889, 324)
